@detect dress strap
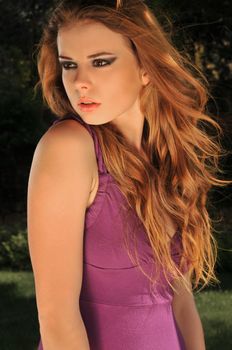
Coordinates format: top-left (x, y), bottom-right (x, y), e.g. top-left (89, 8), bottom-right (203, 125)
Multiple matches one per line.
top-left (51, 114), bottom-right (108, 174)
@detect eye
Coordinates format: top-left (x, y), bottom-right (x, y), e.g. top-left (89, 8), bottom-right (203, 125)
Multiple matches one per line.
top-left (92, 58), bottom-right (112, 67)
top-left (59, 57), bottom-right (116, 71)
top-left (60, 62), bottom-right (76, 70)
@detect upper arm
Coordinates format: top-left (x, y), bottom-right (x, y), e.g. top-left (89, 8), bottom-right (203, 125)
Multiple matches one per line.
top-left (27, 120), bottom-right (95, 324)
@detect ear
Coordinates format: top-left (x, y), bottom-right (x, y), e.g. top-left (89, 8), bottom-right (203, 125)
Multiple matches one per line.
top-left (140, 68), bottom-right (150, 86)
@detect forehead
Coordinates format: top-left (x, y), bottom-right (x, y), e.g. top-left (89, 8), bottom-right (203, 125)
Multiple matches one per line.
top-left (57, 20), bottom-right (131, 55)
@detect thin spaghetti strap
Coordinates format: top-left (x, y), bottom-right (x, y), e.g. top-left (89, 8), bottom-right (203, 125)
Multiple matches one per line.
top-left (51, 114), bottom-right (108, 174)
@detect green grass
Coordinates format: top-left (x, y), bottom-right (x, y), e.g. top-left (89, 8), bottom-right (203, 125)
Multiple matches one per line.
top-left (0, 271), bottom-right (39, 350)
top-left (0, 270), bottom-right (231, 349)
top-left (195, 290), bottom-right (232, 349)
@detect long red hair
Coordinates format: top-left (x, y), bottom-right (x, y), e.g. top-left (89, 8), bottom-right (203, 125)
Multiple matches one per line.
top-left (34, 0), bottom-right (231, 293)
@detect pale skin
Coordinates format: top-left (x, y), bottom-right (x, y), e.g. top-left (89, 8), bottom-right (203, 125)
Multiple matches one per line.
top-left (28, 19), bottom-right (205, 349)
top-left (57, 19), bottom-right (150, 153)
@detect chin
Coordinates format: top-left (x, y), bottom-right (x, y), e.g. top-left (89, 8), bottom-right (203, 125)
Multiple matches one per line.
top-left (83, 115), bottom-right (112, 126)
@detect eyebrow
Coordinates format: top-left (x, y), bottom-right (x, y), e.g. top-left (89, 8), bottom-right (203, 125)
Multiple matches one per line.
top-left (58, 51), bottom-right (115, 60)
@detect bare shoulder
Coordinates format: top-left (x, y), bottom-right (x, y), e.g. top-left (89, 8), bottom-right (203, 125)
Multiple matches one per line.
top-left (48, 117), bottom-right (91, 139)
top-left (32, 118), bottom-right (97, 188)
top-left (39, 118), bottom-right (95, 161)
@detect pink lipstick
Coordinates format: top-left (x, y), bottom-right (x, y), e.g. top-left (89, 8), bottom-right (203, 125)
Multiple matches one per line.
top-left (78, 102), bottom-right (101, 112)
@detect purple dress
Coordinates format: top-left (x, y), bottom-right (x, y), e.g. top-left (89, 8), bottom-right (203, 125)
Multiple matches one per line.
top-left (37, 114), bottom-right (188, 350)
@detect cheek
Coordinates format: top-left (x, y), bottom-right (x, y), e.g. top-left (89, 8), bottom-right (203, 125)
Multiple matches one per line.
top-left (62, 76), bottom-right (77, 103)
top-left (61, 77), bottom-right (77, 109)
top-left (62, 75), bottom-right (70, 94)
top-left (107, 66), bottom-right (141, 96)
top-left (62, 73), bottom-right (70, 92)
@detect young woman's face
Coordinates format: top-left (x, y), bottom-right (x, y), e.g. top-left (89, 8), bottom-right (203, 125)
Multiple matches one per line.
top-left (57, 20), bottom-right (149, 126)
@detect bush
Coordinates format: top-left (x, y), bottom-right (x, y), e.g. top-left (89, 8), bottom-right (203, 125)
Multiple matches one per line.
top-left (213, 205), bottom-right (232, 272)
top-left (0, 225), bottom-right (32, 271)
top-left (215, 229), bottom-right (232, 272)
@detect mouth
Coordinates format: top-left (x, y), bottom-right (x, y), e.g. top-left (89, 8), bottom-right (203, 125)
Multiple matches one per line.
top-left (78, 102), bottom-right (101, 112)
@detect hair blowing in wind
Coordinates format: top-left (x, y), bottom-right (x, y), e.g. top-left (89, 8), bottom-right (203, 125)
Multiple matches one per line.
top-left (34, 0), bottom-right (231, 293)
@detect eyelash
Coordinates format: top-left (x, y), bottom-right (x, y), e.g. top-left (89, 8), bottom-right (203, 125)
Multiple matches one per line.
top-left (59, 58), bottom-right (113, 70)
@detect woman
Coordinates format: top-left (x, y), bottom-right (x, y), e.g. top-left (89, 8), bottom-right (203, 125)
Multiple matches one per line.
top-left (27, 1), bottom-right (230, 349)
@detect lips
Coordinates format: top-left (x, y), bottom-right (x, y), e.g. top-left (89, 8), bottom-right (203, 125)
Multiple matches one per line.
top-left (79, 102), bottom-right (99, 106)
top-left (78, 102), bottom-right (101, 112)
top-left (78, 97), bottom-right (100, 104)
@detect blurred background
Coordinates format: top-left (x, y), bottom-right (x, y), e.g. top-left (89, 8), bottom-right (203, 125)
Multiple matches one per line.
top-left (0, 0), bottom-right (231, 349)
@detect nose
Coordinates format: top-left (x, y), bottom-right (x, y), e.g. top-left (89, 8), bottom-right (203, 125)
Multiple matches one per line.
top-left (73, 67), bottom-right (92, 92)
